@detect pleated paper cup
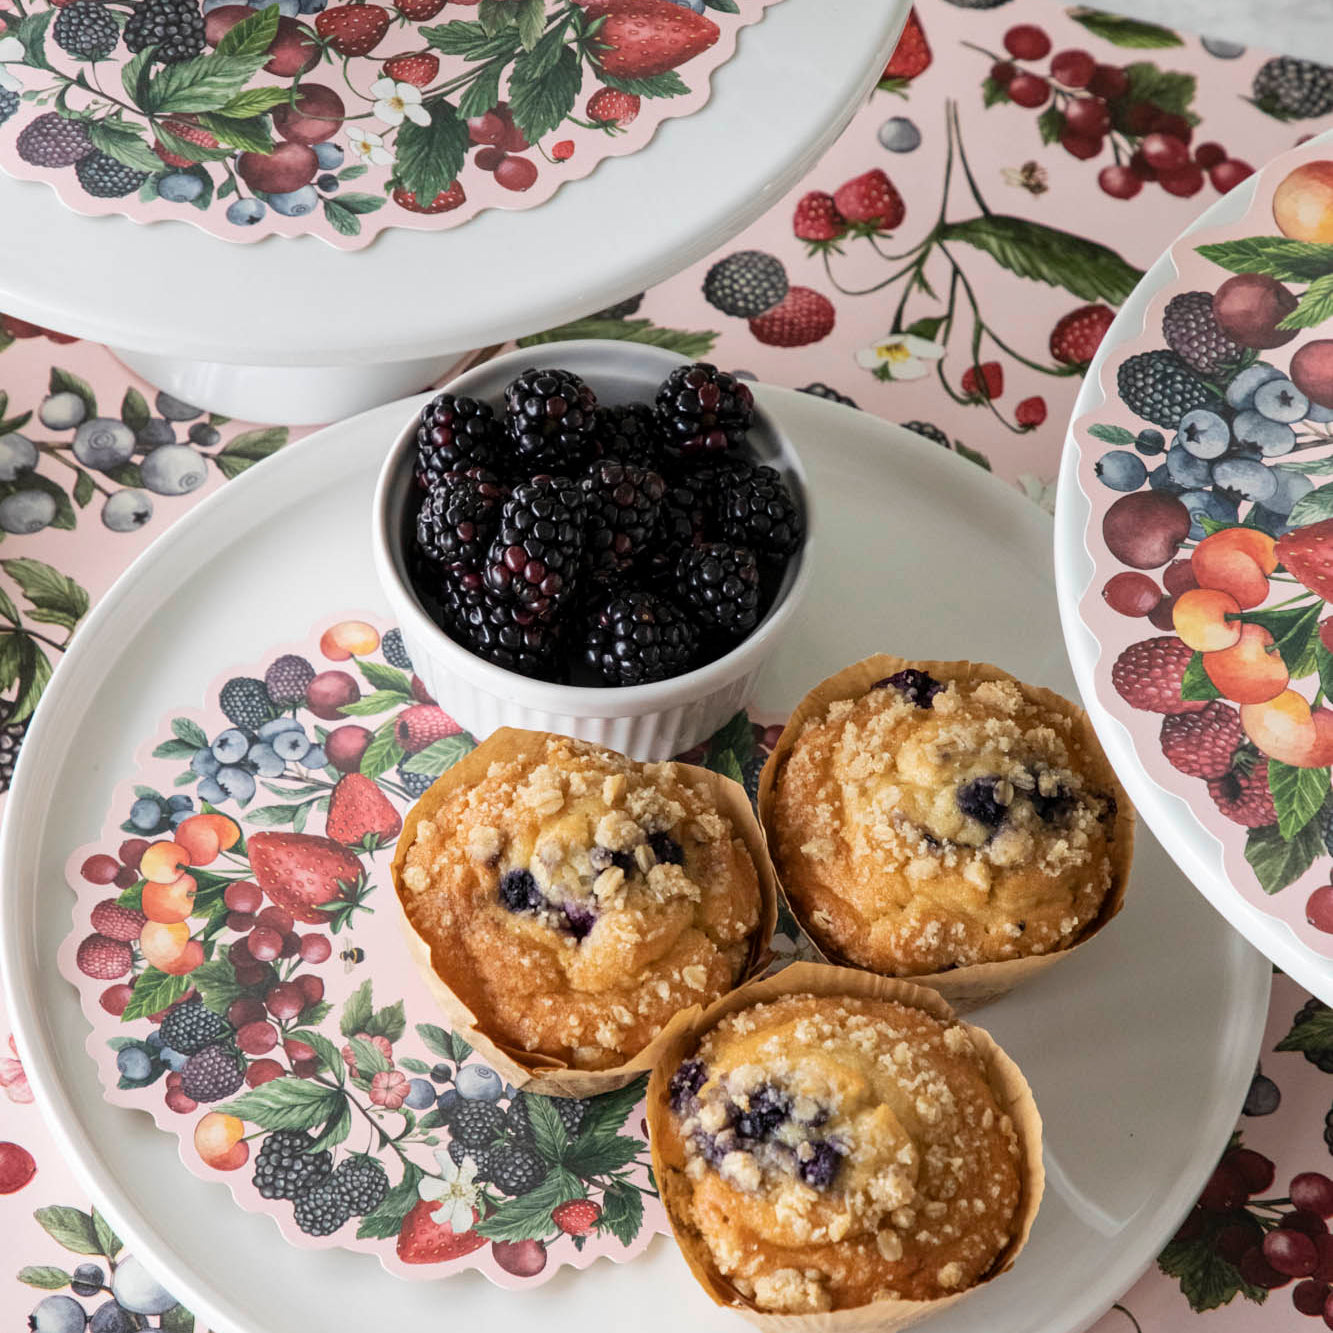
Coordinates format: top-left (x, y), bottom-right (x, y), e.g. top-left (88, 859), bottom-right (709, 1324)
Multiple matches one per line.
top-left (390, 728), bottom-right (778, 1098)
top-left (757, 656), bottom-right (1134, 1013)
top-left (647, 961), bottom-right (1045, 1331)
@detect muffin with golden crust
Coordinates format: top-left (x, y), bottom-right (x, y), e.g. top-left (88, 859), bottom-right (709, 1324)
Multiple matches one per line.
top-left (394, 731), bottom-right (768, 1077)
top-left (763, 658), bottom-right (1130, 983)
top-left (650, 968), bottom-right (1040, 1320)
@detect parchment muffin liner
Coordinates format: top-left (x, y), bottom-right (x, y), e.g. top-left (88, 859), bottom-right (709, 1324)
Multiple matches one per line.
top-left (646, 960), bottom-right (1045, 1331)
top-left (390, 727), bottom-right (778, 1097)
top-left (757, 656), bottom-right (1135, 1013)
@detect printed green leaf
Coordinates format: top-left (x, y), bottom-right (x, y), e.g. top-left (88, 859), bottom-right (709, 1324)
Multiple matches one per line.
top-left (0, 631), bottom-right (52, 723)
top-left (518, 316), bottom-right (717, 358)
top-left (401, 733), bottom-right (475, 776)
top-left (342, 978), bottom-right (374, 1037)
top-left (359, 718), bottom-right (405, 779)
top-left (1245, 818), bottom-right (1323, 895)
top-left (121, 967), bottom-right (192, 1022)
top-left (34, 1207), bottom-right (102, 1256)
top-left (358, 660), bottom-right (412, 693)
top-left (476, 1168), bottom-right (584, 1241)
top-left (478, 0), bottom-right (515, 35)
top-left (562, 1127), bottom-right (645, 1178)
top-left (160, 1305), bottom-right (195, 1333)
top-left (521, 1093), bottom-right (570, 1162)
top-left (1035, 105), bottom-right (1064, 145)
top-left (1280, 272), bottom-right (1333, 330)
top-left (307, 1099), bottom-right (352, 1155)
top-left (1269, 761), bottom-right (1330, 839)
top-left (1180, 652), bottom-right (1221, 702)
top-left (1, 558), bottom-right (90, 632)
top-left (214, 6), bottom-right (279, 60)
top-left (72, 468), bottom-right (94, 509)
top-left (1277, 994), bottom-right (1333, 1054)
top-left (599, 69), bottom-right (688, 99)
top-left (513, 0), bottom-right (544, 49)
top-left (349, 1034), bottom-right (392, 1076)
top-left (188, 956), bottom-right (246, 1015)
top-left (981, 75), bottom-right (1010, 108)
top-left (196, 112), bottom-right (274, 155)
top-left (16, 10), bottom-right (55, 70)
top-left (148, 55), bottom-right (266, 115)
top-left (50, 366), bottom-right (97, 419)
top-left (218, 1078), bottom-right (346, 1131)
top-left (507, 43), bottom-right (582, 144)
top-left (1318, 642), bottom-right (1333, 702)
top-left (121, 386), bottom-right (150, 433)
top-left (213, 426), bottom-right (287, 479)
top-left (287, 1028), bottom-right (345, 1079)
top-left (1247, 602), bottom-right (1322, 679)
top-left (216, 85), bottom-right (291, 118)
top-left (1069, 9), bottom-right (1182, 47)
top-left (575, 1075), bottom-right (647, 1140)
top-left (415, 1022), bottom-right (454, 1062)
top-left (0, 585), bottom-right (17, 625)
top-left (92, 1208), bottom-right (122, 1259)
top-left (450, 1032), bottom-right (473, 1063)
top-left (1196, 237), bottom-right (1333, 284)
top-left (18, 1267), bottom-right (72, 1290)
top-left (1158, 1231), bottom-right (1266, 1311)
top-left (702, 0), bottom-right (740, 12)
top-left (393, 100), bottom-right (469, 205)
top-left (339, 689), bottom-right (413, 716)
top-left (419, 20), bottom-right (516, 60)
top-left (1121, 61), bottom-right (1195, 117)
top-left (336, 192), bottom-right (386, 215)
top-left (400, 1056), bottom-right (431, 1074)
top-left (458, 61), bottom-right (503, 119)
top-left (357, 1162), bottom-right (422, 1239)
top-left (322, 200), bottom-right (362, 239)
top-left (364, 999), bottom-right (406, 1043)
top-left (598, 1176), bottom-right (645, 1245)
top-left (1086, 423), bottom-right (1137, 446)
top-left (88, 120), bottom-right (162, 174)
top-left (172, 716), bottom-right (209, 748)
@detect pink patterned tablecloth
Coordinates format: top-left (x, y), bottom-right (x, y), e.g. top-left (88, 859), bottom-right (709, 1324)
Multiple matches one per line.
top-left (6, 1), bottom-right (1333, 1328)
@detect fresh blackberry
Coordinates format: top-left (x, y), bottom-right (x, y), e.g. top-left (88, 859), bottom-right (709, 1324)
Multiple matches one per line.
top-left (653, 480), bottom-right (707, 562)
top-left (396, 763), bottom-right (433, 798)
top-left (178, 1043), bottom-right (245, 1103)
top-left (158, 1000), bottom-right (228, 1055)
top-left (416, 468), bottom-right (505, 570)
top-left (488, 1143), bottom-right (547, 1195)
top-left (264, 653), bottom-right (315, 708)
top-left (900, 420), bottom-right (950, 448)
top-left (656, 363), bottom-right (754, 461)
top-left (555, 1098), bottom-right (590, 1137)
top-left (503, 368), bottom-right (598, 473)
top-left (292, 1177), bottom-right (351, 1236)
top-left (0, 89), bottom-right (17, 126)
top-left (0, 718), bottom-right (27, 793)
top-left (592, 402), bottom-right (664, 471)
top-left (1252, 57), bottom-right (1333, 120)
top-left (414, 394), bottom-right (501, 490)
top-left (123, 0), bottom-right (205, 63)
top-left (483, 475), bottom-right (585, 618)
top-left (219, 676), bottom-right (275, 730)
top-left (1296, 998), bottom-right (1333, 1074)
top-left (584, 588), bottom-right (698, 686)
top-left (1116, 351), bottom-right (1223, 428)
top-left (717, 465), bottom-right (802, 561)
top-left (676, 543), bottom-right (762, 635)
top-left (1161, 291), bottom-right (1245, 378)
top-left (800, 382), bottom-right (859, 409)
top-left (448, 1137), bottom-right (493, 1177)
top-left (54, 1), bottom-right (120, 60)
top-left (581, 461), bottom-right (665, 577)
top-left (381, 628), bottom-right (412, 670)
top-left (449, 1099), bottom-right (507, 1148)
top-left (332, 1156), bottom-right (388, 1215)
top-left (702, 250), bottom-right (789, 318)
top-left (450, 592), bottom-right (562, 680)
top-left (75, 149), bottom-right (147, 198)
top-left (252, 1130), bottom-right (332, 1201)
top-left (16, 112), bottom-right (93, 168)
top-left (742, 754), bottom-right (765, 803)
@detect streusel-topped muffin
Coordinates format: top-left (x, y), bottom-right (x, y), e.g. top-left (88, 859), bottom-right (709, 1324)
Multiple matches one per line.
top-left (654, 987), bottom-right (1029, 1315)
top-left (765, 660), bottom-right (1128, 978)
top-left (395, 731), bottom-right (766, 1072)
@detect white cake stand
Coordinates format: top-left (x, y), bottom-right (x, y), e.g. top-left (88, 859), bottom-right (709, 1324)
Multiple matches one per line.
top-left (0, 1), bottom-right (906, 422)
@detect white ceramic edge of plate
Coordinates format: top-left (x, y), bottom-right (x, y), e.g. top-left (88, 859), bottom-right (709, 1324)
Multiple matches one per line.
top-left (1053, 134), bottom-right (1333, 999)
top-left (1, 388), bottom-right (1271, 1333)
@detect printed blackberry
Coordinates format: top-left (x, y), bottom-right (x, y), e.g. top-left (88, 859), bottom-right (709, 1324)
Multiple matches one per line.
top-left (1322, 804), bottom-right (1333, 858)
top-left (219, 676), bottom-right (275, 730)
top-left (414, 394), bottom-right (501, 490)
top-left (75, 149), bottom-right (147, 198)
top-left (450, 592), bottom-right (562, 680)
top-left (252, 1129), bottom-right (332, 1200)
top-left (676, 543), bottom-right (762, 636)
top-left (16, 113), bottom-right (93, 168)
top-left (396, 763), bottom-right (433, 798)
top-left (503, 367), bottom-right (598, 473)
top-left (1161, 291), bottom-right (1245, 377)
top-left (1252, 57), bottom-right (1333, 120)
top-left (292, 1177), bottom-right (351, 1236)
top-left (800, 382), bottom-right (859, 409)
top-left (416, 468), bottom-right (505, 570)
top-left (381, 627), bottom-right (412, 670)
top-left (900, 420), bottom-right (950, 448)
top-left (581, 461), bottom-right (665, 577)
top-left (448, 1098), bottom-right (507, 1149)
top-left (483, 475), bottom-right (585, 618)
top-left (555, 1098), bottom-right (590, 1138)
top-left (506, 1095), bottom-right (535, 1145)
top-left (656, 363), bottom-right (754, 461)
top-left (742, 753), bottom-right (765, 803)
top-left (718, 465), bottom-right (802, 561)
top-left (593, 402), bottom-right (663, 470)
top-left (702, 250), bottom-right (789, 318)
top-left (0, 718), bottom-right (27, 793)
top-left (158, 1000), bottom-right (229, 1055)
top-left (332, 1156), bottom-right (388, 1215)
top-left (264, 653), bottom-right (315, 708)
top-left (583, 588), bottom-right (698, 686)
top-left (1296, 998), bottom-right (1333, 1075)
top-left (0, 89), bottom-right (17, 127)
top-left (123, 0), bottom-right (205, 63)
top-left (178, 1043), bottom-right (245, 1103)
top-left (488, 1143), bottom-right (547, 1195)
top-left (54, 1), bottom-right (120, 60)
top-left (448, 1137), bottom-right (493, 1177)
top-left (1116, 350), bottom-right (1224, 428)
top-left (594, 293), bottom-right (643, 319)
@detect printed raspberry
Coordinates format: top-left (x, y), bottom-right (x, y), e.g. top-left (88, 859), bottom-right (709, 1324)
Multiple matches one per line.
top-left (381, 627), bottom-right (412, 670)
top-left (656, 363), bottom-right (754, 460)
top-left (53, 1), bottom-right (119, 59)
top-left (75, 932), bottom-right (133, 980)
top-left (75, 149), bottom-right (147, 199)
top-left (488, 1143), bottom-right (547, 1196)
top-left (332, 1155), bottom-right (389, 1214)
top-left (179, 1043), bottom-right (245, 1103)
top-left (581, 461), bottom-right (665, 576)
top-left (158, 999), bottom-right (230, 1055)
top-left (483, 475), bottom-right (586, 618)
top-left (1160, 701), bottom-right (1243, 779)
top-left (583, 587), bottom-right (698, 686)
top-left (252, 1129), bottom-right (332, 1200)
top-left (153, 117), bottom-right (220, 167)
top-left (1208, 764), bottom-right (1277, 828)
top-left (292, 1176), bottom-right (351, 1236)
top-left (449, 1099), bottom-right (506, 1149)
top-left (592, 402), bottom-right (664, 471)
top-left (881, 6), bottom-right (930, 81)
top-left (702, 250), bottom-right (788, 318)
top-left (416, 468), bottom-right (506, 570)
top-left (676, 543), bottom-right (762, 636)
top-left (961, 361), bottom-right (1003, 402)
top-left (552, 1198), bottom-right (602, 1236)
top-left (1117, 350), bottom-right (1223, 428)
top-left (1111, 636), bottom-right (1208, 715)
top-left (219, 676), bottom-right (276, 731)
top-left (1252, 57), bottom-right (1333, 120)
top-left (748, 287), bottom-right (836, 348)
top-left (832, 169), bottom-right (905, 232)
top-left (16, 113), bottom-right (93, 168)
top-left (341, 1031), bottom-right (393, 1077)
top-left (1049, 304), bottom-right (1114, 369)
top-left (415, 393), bottom-right (501, 489)
top-left (792, 191), bottom-right (847, 247)
top-left (264, 653), bottom-right (315, 709)
top-left (394, 702), bottom-right (460, 754)
top-left (395, 763), bottom-right (433, 799)
top-left (503, 368), bottom-right (599, 474)
top-left (1161, 291), bottom-right (1245, 377)
top-left (586, 86), bottom-right (640, 125)
top-left (89, 897), bottom-right (146, 944)
top-left (123, 0), bottom-right (205, 63)
top-left (718, 465), bottom-right (802, 560)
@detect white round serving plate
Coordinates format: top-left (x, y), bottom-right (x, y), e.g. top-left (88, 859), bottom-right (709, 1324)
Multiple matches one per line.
top-left (3, 387), bottom-right (1269, 1333)
top-left (1054, 130), bottom-right (1333, 1004)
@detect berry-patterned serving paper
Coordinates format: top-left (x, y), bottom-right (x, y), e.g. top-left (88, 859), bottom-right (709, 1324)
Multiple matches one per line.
top-left (0, 0), bottom-right (781, 248)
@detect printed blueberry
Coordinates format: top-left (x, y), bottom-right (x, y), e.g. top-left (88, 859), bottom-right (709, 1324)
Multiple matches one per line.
top-left (1094, 450), bottom-right (1147, 491)
top-left (1176, 408), bottom-right (1231, 459)
top-left (1179, 488), bottom-right (1238, 541)
top-left (247, 742), bottom-right (285, 777)
top-left (211, 728), bottom-right (250, 764)
top-left (88, 1301), bottom-right (136, 1333)
top-left (167, 794), bottom-right (193, 812)
top-left (430, 1062), bottom-right (452, 1083)
top-left (404, 1078), bottom-right (436, 1110)
top-left (499, 868), bottom-right (543, 913)
top-left (116, 1045), bottom-right (153, 1081)
top-left (72, 417), bottom-right (135, 471)
top-left (70, 1264), bottom-right (105, 1297)
top-left (1308, 402), bottom-right (1333, 423)
top-left (135, 418), bottom-right (175, 452)
top-left (1231, 409), bottom-right (1295, 457)
top-left (316, 173), bottom-right (338, 193)
top-left (1210, 457), bottom-right (1277, 503)
top-left (188, 422), bottom-right (220, 447)
top-left (267, 185), bottom-right (319, 217)
top-left (1244, 1071), bottom-right (1280, 1116)
top-left (1266, 469), bottom-right (1314, 517)
top-left (298, 0), bottom-right (327, 14)
top-left (1165, 442), bottom-right (1213, 489)
top-left (454, 1065), bottom-right (504, 1102)
top-left (1253, 377), bottom-right (1309, 423)
top-left (129, 796), bottom-right (165, 831)
top-left (190, 745), bottom-right (221, 776)
top-left (158, 1045), bottom-right (188, 1072)
top-left (272, 730), bottom-right (311, 762)
top-left (313, 142), bottom-right (343, 169)
top-left (1147, 466), bottom-right (1184, 494)
top-left (157, 171), bottom-right (204, 203)
top-left (226, 197), bottom-right (266, 226)
top-left (169, 809), bottom-right (190, 829)
top-left (1201, 35), bottom-right (1245, 57)
top-left (38, 392), bottom-right (86, 430)
top-left (251, 0), bottom-right (300, 12)
top-left (0, 431), bottom-right (37, 481)
top-left (155, 391), bottom-right (198, 424)
top-left (257, 716), bottom-right (304, 741)
top-left (957, 776), bottom-right (1008, 827)
top-left (877, 116), bottom-right (921, 152)
top-left (873, 667), bottom-right (942, 707)
top-left (29, 1295), bottom-right (87, 1333)
top-left (196, 776), bottom-right (226, 804)
top-left (1225, 362), bottom-right (1283, 411)
top-left (1134, 428), bottom-right (1166, 456)
top-left (302, 744), bottom-right (326, 768)
top-left (216, 765), bottom-right (257, 804)
top-left (141, 444), bottom-right (206, 495)
top-left (797, 1141), bottom-right (843, 1189)
top-left (110, 1257), bottom-right (177, 1316)
top-left (101, 488), bottom-right (153, 532)
top-left (436, 1087), bottom-right (459, 1113)
top-left (1247, 505), bottom-right (1293, 538)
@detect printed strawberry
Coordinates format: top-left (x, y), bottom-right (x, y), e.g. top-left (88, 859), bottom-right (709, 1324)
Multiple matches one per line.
top-left (153, 116), bottom-right (220, 168)
top-left (397, 1200), bottom-right (486, 1264)
top-left (325, 772), bottom-right (402, 846)
top-left (552, 1198), bottom-right (602, 1236)
top-left (75, 933), bottom-right (132, 980)
top-left (90, 898), bottom-right (146, 943)
top-left (880, 7), bottom-right (930, 84)
top-left (247, 831), bottom-right (364, 925)
top-left (1015, 396), bottom-right (1046, 428)
top-left (792, 191), bottom-right (847, 249)
top-left (586, 86), bottom-right (640, 126)
top-left (552, 139), bottom-right (574, 160)
top-left (1160, 701), bottom-right (1242, 779)
top-left (1050, 304), bottom-right (1114, 369)
top-left (392, 182), bottom-right (465, 214)
top-left (383, 52), bottom-right (439, 87)
top-left (832, 169), bottom-right (904, 234)
top-left (583, 0), bottom-right (718, 79)
top-left (748, 286), bottom-right (836, 348)
top-left (316, 3), bottom-right (389, 56)
top-left (1278, 517), bottom-right (1333, 603)
top-left (393, 0), bottom-right (444, 17)
top-left (961, 361), bottom-right (1003, 402)
top-left (1111, 636), bottom-right (1207, 716)
top-left (1208, 762), bottom-right (1276, 827)
top-left (394, 703), bottom-right (461, 754)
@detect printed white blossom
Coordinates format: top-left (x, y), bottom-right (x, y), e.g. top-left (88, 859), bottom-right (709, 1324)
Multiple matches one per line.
top-left (0, 37), bottom-right (28, 93)
top-left (1017, 473), bottom-right (1057, 515)
top-left (371, 77), bottom-right (429, 128)
top-left (418, 1148), bottom-right (479, 1232)
top-left (855, 333), bottom-right (945, 382)
top-left (345, 125), bottom-right (392, 166)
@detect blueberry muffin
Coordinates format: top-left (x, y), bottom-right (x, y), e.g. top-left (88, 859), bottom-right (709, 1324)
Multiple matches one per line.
top-left (394, 730), bottom-right (769, 1074)
top-left (652, 975), bottom-right (1037, 1317)
top-left (763, 658), bottom-right (1130, 979)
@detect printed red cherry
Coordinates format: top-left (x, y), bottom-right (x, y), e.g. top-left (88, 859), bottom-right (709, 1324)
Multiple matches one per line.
top-left (1294, 1280), bottom-right (1330, 1316)
top-left (491, 1239), bottom-right (547, 1277)
top-left (466, 106), bottom-right (507, 144)
top-left (1140, 132), bottom-right (1191, 173)
top-left (1103, 571), bottom-right (1161, 617)
top-left (1265, 1229), bottom-right (1318, 1279)
top-left (989, 60), bottom-right (1016, 87)
top-left (1129, 149), bottom-right (1157, 181)
top-left (246, 1058), bottom-right (285, 1088)
top-left (265, 982), bottom-right (305, 1021)
top-left (1098, 165), bottom-right (1141, 200)
top-left (226, 912), bottom-right (255, 932)
top-left (1198, 1161), bottom-right (1248, 1212)
top-left (1088, 64), bottom-right (1128, 99)
top-left (1193, 141), bottom-right (1226, 169)
top-left (100, 983), bottom-right (134, 1016)
top-left (1007, 72), bottom-right (1050, 107)
top-left (119, 837), bottom-right (150, 869)
top-left (257, 904), bottom-right (294, 935)
top-left (1225, 1147), bottom-right (1275, 1194)
top-left (296, 974), bottom-right (325, 1007)
top-left (237, 1020), bottom-right (279, 1055)
top-left (1125, 102), bottom-right (1156, 135)
top-left (237, 142), bottom-right (317, 194)
top-left (247, 925), bottom-right (283, 962)
top-left (1314, 1233), bottom-right (1333, 1281)
top-left (264, 16), bottom-right (320, 77)
top-left (1003, 24), bottom-right (1050, 59)
top-left (1151, 111), bottom-right (1193, 145)
top-left (0, 1142), bottom-right (36, 1194)
top-left (1163, 559), bottom-right (1198, 596)
top-left (1287, 1209), bottom-right (1330, 1237)
top-left (227, 995), bottom-right (267, 1028)
top-left (1306, 886), bottom-right (1333, 932)
top-left (324, 724), bottom-right (373, 774)
top-left (1063, 97), bottom-right (1109, 137)
top-left (1050, 48), bottom-right (1095, 88)
top-left (1060, 128), bottom-right (1103, 160)
top-left (271, 83), bottom-right (344, 146)
top-left (1102, 492), bottom-right (1191, 569)
top-left (224, 880), bottom-right (262, 914)
top-left (494, 155), bottom-right (538, 191)
top-left (1215, 1223), bottom-right (1257, 1264)
top-left (82, 854), bottom-right (120, 885)
top-left (1159, 165), bottom-right (1205, 197)
top-left (1147, 595), bottom-right (1177, 631)
top-left (1211, 160), bottom-right (1254, 192)
top-left (1240, 1245), bottom-right (1291, 1289)
top-left (299, 933), bottom-right (332, 964)
top-left (1294, 1174), bottom-right (1333, 1218)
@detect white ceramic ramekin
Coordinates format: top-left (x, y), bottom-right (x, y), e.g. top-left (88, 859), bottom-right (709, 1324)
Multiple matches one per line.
top-left (372, 340), bottom-right (813, 761)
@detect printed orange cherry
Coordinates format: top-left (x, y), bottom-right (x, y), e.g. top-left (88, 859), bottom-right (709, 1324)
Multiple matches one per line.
top-left (1241, 691), bottom-right (1333, 767)
top-left (1202, 624), bottom-right (1288, 704)
top-left (192, 812), bottom-right (241, 851)
top-left (319, 620), bottom-right (380, 660)
top-left (173, 815), bottom-right (222, 866)
top-left (139, 920), bottom-right (192, 969)
top-left (1191, 528), bottom-right (1277, 609)
top-left (140, 840), bottom-right (191, 884)
top-left (141, 872), bottom-right (197, 924)
top-left (1273, 161), bottom-right (1333, 243)
top-left (159, 939), bottom-right (204, 975)
top-left (195, 1112), bottom-right (248, 1170)
top-left (1173, 588), bottom-right (1243, 652)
